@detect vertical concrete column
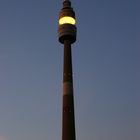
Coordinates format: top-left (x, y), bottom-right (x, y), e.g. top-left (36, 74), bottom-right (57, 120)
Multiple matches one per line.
top-left (62, 40), bottom-right (76, 140)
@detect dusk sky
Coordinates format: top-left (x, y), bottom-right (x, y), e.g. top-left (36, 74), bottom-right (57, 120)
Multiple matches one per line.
top-left (0, 0), bottom-right (139, 140)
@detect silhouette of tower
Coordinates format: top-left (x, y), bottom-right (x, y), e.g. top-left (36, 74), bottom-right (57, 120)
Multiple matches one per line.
top-left (58, 1), bottom-right (77, 140)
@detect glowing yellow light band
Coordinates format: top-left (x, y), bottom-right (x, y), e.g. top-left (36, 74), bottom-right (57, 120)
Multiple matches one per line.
top-left (59, 16), bottom-right (76, 25)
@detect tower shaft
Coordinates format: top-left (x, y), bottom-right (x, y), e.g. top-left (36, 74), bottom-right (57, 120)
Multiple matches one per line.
top-left (62, 40), bottom-right (76, 140)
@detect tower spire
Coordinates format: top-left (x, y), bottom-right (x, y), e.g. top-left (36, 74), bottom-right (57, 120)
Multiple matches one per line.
top-left (63, 0), bottom-right (71, 8)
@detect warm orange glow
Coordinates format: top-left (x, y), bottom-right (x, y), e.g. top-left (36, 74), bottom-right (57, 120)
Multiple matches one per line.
top-left (59, 16), bottom-right (76, 25)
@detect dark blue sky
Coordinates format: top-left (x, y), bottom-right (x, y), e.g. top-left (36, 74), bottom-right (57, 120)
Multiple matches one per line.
top-left (0, 0), bottom-right (139, 140)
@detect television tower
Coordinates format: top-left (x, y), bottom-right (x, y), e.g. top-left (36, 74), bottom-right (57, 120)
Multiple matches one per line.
top-left (58, 1), bottom-right (77, 140)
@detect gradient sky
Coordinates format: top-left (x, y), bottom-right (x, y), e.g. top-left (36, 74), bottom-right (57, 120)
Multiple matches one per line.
top-left (0, 0), bottom-right (139, 140)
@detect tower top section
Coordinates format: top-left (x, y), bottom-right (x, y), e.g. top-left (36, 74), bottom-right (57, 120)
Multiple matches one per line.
top-left (58, 0), bottom-right (77, 44)
top-left (63, 0), bottom-right (71, 8)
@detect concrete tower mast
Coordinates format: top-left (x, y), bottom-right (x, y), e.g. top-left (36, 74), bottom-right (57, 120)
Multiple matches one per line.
top-left (58, 0), bottom-right (77, 140)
